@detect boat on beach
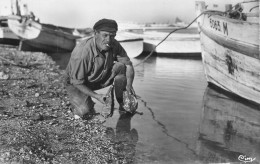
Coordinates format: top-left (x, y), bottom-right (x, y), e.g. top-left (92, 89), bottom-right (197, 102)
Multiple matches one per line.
top-left (195, 1), bottom-right (260, 104)
top-left (8, 18), bottom-right (79, 53)
top-left (1, 0), bottom-right (79, 53)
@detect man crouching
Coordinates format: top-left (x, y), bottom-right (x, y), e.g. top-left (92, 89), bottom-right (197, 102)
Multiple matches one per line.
top-left (64, 18), bottom-right (135, 119)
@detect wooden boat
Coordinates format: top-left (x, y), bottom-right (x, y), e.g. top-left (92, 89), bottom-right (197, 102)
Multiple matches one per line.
top-left (195, 1), bottom-right (260, 104)
top-left (197, 85), bottom-right (260, 163)
top-left (7, 16), bottom-right (79, 53)
top-left (1, 0), bottom-right (79, 53)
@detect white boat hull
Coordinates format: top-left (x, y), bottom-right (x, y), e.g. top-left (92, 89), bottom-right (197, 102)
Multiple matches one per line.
top-left (196, 1), bottom-right (260, 104)
top-left (201, 33), bottom-right (260, 104)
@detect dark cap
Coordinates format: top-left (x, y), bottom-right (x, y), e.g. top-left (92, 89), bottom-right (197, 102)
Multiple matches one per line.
top-left (93, 18), bottom-right (118, 32)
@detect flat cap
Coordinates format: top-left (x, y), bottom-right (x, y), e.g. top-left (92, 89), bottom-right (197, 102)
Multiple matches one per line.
top-left (93, 18), bottom-right (118, 32)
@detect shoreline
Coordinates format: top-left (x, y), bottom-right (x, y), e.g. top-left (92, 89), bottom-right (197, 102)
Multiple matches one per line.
top-left (0, 47), bottom-right (123, 163)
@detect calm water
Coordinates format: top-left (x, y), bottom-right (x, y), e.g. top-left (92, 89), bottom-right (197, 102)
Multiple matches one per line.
top-left (50, 53), bottom-right (260, 164)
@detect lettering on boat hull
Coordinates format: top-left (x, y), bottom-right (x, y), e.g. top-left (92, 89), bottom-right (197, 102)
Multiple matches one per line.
top-left (209, 18), bottom-right (228, 35)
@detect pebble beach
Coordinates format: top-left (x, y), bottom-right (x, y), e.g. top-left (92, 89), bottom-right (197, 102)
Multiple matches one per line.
top-left (0, 47), bottom-right (128, 164)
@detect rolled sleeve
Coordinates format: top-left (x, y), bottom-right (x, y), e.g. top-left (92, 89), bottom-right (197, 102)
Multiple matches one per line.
top-left (69, 58), bottom-right (89, 85)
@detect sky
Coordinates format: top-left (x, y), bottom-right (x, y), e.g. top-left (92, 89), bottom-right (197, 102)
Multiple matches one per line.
top-left (0, 0), bottom-right (254, 28)
top-left (25, 0), bottom-right (199, 28)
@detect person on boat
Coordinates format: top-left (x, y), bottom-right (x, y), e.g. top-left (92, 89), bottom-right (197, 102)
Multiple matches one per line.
top-left (64, 18), bottom-right (135, 119)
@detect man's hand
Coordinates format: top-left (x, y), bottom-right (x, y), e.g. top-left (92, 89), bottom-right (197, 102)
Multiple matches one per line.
top-left (126, 85), bottom-right (136, 95)
top-left (125, 64), bottom-right (135, 95)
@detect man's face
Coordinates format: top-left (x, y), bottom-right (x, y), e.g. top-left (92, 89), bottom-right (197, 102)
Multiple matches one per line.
top-left (95, 31), bottom-right (116, 51)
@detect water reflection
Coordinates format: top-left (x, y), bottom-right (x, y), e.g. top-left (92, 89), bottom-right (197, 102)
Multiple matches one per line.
top-left (197, 85), bottom-right (260, 164)
top-left (106, 112), bottom-right (138, 163)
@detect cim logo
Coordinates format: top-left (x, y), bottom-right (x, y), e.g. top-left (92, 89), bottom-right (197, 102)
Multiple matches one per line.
top-left (238, 155), bottom-right (256, 163)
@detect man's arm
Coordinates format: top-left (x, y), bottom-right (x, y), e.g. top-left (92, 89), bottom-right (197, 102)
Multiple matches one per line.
top-left (74, 84), bottom-right (106, 104)
top-left (126, 64), bottom-right (135, 94)
top-left (114, 40), bottom-right (135, 93)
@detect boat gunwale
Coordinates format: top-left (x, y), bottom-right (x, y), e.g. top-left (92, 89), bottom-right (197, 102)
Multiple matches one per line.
top-left (204, 13), bottom-right (259, 24)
